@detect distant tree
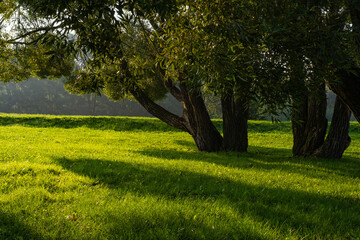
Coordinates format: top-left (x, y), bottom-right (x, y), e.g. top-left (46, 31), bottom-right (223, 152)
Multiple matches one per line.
top-left (0, 78), bottom-right (182, 116)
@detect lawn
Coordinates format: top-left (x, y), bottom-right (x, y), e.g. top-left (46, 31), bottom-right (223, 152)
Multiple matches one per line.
top-left (0, 114), bottom-right (359, 239)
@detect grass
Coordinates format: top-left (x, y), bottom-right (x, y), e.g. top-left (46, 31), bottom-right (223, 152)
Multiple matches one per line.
top-left (0, 113), bottom-right (359, 239)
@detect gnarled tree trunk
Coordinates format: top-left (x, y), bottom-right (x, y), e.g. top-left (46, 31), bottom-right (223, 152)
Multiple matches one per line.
top-left (292, 83), bottom-right (351, 158)
top-left (291, 86), bottom-right (328, 157)
top-left (130, 84), bottom-right (223, 152)
top-left (179, 82), bottom-right (223, 152)
top-left (312, 96), bottom-right (351, 158)
top-left (123, 55), bottom-right (223, 152)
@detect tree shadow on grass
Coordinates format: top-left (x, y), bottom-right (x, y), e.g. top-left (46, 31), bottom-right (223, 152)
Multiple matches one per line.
top-left (54, 156), bottom-right (360, 239)
top-left (0, 211), bottom-right (44, 240)
top-left (172, 140), bottom-right (360, 179)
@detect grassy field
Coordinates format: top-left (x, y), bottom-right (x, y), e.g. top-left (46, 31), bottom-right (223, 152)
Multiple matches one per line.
top-left (0, 114), bottom-right (359, 239)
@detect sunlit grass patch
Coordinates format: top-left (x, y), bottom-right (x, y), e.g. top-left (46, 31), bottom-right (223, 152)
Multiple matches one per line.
top-left (0, 114), bottom-right (359, 239)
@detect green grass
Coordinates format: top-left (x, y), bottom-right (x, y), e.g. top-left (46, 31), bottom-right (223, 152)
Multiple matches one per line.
top-left (0, 113), bottom-right (359, 239)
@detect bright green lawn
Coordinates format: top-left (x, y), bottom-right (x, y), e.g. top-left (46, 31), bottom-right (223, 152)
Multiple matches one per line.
top-left (0, 114), bottom-right (359, 239)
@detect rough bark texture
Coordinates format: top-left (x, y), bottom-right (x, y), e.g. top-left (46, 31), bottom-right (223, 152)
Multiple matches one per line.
top-left (130, 87), bottom-right (189, 133)
top-left (312, 96), bottom-right (351, 158)
top-left (291, 94), bottom-right (309, 156)
top-left (292, 92), bottom-right (328, 157)
top-left (292, 83), bottom-right (351, 159)
top-left (221, 91), bottom-right (248, 152)
top-left (179, 83), bottom-right (223, 152)
top-left (292, 85), bottom-right (327, 157)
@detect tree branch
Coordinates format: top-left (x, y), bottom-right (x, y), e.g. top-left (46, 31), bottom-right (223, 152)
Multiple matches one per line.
top-left (130, 85), bottom-right (189, 132)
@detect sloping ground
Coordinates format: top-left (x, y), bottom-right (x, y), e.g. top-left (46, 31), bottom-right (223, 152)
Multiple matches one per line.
top-left (0, 114), bottom-right (359, 239)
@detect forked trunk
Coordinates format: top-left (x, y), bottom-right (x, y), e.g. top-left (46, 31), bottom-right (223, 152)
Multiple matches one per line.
top-left (312, 96), bottom-right (351, 158)
top-left (292, 89), bottom-right (351, 158)
top-left (180, 83), bottom-right (223, 152)
top-left (292, 84), bottom-right (328, 157)
top-left (124, 56), bottom-right (223, 152)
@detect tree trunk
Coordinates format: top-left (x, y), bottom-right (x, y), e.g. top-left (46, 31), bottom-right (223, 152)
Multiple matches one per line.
top-left (312, 96), bottom-right (351, 158)
top-left (292, 84), bottom-right (328, 157)
top-left (291, 94), bottom-right (309, 156)
top-left (179, 83), bottom-right (223, 152)
top-left (221, 91), bottom-right (248, 152)
top-left (129, 86), bottom-right (190, 133)
top-left (130, 83), bottom-right (223, 152)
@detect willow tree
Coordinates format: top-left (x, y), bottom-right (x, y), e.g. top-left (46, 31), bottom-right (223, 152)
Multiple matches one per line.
top-left (253, 0), bottom-right (354, 158)
top-left (19, 0), bottom-right (290, 152)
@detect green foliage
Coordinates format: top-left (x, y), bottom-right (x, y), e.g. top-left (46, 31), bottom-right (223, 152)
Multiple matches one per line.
top-left (63, 21), bottom-right (168, 102)
top-left (16, 0), bottom-right (295, 113)
top-left (0, 114), bottom-right (359, 239)
top-left (0, 0), bottom-right (75, 82)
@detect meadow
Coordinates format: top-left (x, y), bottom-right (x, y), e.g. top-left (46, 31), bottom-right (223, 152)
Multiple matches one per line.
top-left (0, 114), bottom-right (359, 239)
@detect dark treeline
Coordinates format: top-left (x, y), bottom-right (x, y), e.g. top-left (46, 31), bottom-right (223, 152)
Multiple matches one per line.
top-left (0, 78), bottom-right (183, 117)
top-left (0, 78), bottom-right (352, 121)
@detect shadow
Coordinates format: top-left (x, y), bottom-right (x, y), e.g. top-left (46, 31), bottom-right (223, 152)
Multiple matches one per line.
top-left (248, 121), bottom-right (292, 133)
top-left (0, 211), bottom-right (45, 240)
top-left (0, 115), bottom-right (181, 132)
top-left (174, 139), bottom-right (197, 149)
top-left (54, 156), bottom-right (360, 239)
top-left (135, 146), bottom-right (360, 181)
top-left (247, 145), bottom-right (360, 179)
top-left (209, 120), bottom-right (293, 134)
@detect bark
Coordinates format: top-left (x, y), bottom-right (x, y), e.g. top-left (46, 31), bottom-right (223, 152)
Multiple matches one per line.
top-left (299, 93), bottom-right (328, 156)
top-left (179, 82), bottom-right (223, 152)
top-left (221, 91), bottom-right (248, 152)
top-left (131, 84), bottom-right (223, 152)
top-left (129, 86), bottom-right (190, 133)
top-left (312, 96), bottom-right (351, 158)
top-left (292, 86), bottom-right (351, 158)
top-left (292, 84), bottom-right (328, 157)
top-left (291, 94), bottom-right (309, 156)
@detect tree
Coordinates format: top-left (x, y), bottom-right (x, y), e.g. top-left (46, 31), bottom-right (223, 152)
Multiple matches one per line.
top-left (19, 0), bottom-right (274, 152)
top-left (240, 0), bottom-right (355, 158)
